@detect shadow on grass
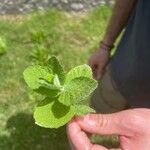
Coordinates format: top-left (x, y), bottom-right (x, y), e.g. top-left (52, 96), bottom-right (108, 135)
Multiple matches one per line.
top-left (0, 113), bottom-right (119, 150)
top-left (0, 112), bottom-right (70, 150)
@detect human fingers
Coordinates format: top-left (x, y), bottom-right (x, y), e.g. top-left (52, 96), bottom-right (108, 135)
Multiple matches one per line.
top-left (67, 119), bottom-right (92, 150)
top-left (75, 110), bottom-right (135, 136)
top-left (88, 58), bottom-right (98, 80)
top-left (72, 109), bottom-right (150, 150)
top-left (95, 64), bottom-right (103, 80)
top-left (67, 119), bottom-right (109, 150)
top-left (92, 64), bottom-right (99, 80)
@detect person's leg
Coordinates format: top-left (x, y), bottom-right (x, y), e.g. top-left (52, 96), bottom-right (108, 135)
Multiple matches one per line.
top-left (90, 67), bottom-right (130, 113)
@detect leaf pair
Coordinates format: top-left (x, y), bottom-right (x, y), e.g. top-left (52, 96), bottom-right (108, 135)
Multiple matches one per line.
top-left (23, 56), bottom-right (98, 128)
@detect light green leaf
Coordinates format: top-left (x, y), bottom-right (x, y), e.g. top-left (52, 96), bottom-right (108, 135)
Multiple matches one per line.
top-left (34, 97), bottom-right (75, 128)
top-left (53, 75), bottom-right (61, 87)
top-left (23, 65), bottom-right (53, 89)
top-left (23, 65), bottom-right (60, 97)
top-left (48, 56), bottom-right (65, 85)
top-left (38, 78), bottom-right (61, 90)
top-left (65, 64), bottom-right (93, 83)
top-left (59, 77), bottom-right (97, 106)
top-left (74, 105), bottom-right (95, 116)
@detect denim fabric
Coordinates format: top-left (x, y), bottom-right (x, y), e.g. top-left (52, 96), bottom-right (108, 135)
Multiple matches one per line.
top-left (110, 0), bottom-right (150, 107)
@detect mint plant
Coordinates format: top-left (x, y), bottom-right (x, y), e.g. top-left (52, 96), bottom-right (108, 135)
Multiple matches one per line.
top-left (30, 30), bottom-right (47, 44)
top-left (23, 56), bottom-right (98, 128)
top-left (31, 44), bottom-right (50, 65)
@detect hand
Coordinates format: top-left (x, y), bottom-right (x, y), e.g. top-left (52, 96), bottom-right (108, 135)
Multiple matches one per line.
top-left (67, 109), bottom-right (150, 150)
top-left (88, 47), bottom-right (110, 80)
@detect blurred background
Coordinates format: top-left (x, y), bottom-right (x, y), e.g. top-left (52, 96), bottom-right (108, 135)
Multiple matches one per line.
top-left (0, 0), bottom-right (119, 149)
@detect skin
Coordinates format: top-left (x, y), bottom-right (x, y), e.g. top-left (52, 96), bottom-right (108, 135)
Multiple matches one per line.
top-left (88, 0), bottom-right (137, 80)
top-left (67, 108), bottom-right (150, 150)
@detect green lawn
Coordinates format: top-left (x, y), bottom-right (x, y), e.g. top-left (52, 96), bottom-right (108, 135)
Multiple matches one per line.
top-left (0, 6), bottom-right (119, 149)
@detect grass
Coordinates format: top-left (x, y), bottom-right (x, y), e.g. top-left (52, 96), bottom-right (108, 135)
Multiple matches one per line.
top-left (0, 6), bottom-right (119, 150)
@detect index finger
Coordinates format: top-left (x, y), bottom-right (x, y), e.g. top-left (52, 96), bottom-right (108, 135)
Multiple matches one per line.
top-left (67, 119), bottom-right (108, 150)
top-left (67, 119), bottom-right (92, 150)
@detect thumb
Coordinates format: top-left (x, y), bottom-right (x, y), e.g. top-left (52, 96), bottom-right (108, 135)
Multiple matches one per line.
top-left (75, 111), bottom-right (133, 136)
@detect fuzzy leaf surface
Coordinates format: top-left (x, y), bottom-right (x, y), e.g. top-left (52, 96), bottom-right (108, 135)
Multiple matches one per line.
top-left (23, 65), bottom-right (53, 89)
top-left (58, 77), bottom-right (97, 106)
top-left (74, 105), bottom-right (96, 116)
top-left (38, 78), bottom-right (61, 90)
top-left (65, 64), bottom-right (93, 83)
top-left (34, 97), bottom-right (75, 128)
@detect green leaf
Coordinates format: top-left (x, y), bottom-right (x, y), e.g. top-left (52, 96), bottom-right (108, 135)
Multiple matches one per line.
top-left (38, 78), bottom-right (61, 90)
top-left (74, 105), bottom-right (95, 116)
top-left (65, 64), bottom-right (93, 83)
top-left (53, 75), bottom-right (61, 87)
top-left (35, 87), bottom-right (60, 97)
top-left (23, 59), bottom-right (99, 129)
top-left (23, 65), bottom-right (53, 89)
top-left (34, 97), bottom-right (75, 128)
top-left (23, 65), bottom-right (60, 97)
top-left (48, 56), bottom-right (65, 85)
top-left (58, 77), bottom-right (97, 106)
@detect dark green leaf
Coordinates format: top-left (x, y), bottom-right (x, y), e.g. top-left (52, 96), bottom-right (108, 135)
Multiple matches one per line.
top-left (48, 56), bottom-right (65, 85)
